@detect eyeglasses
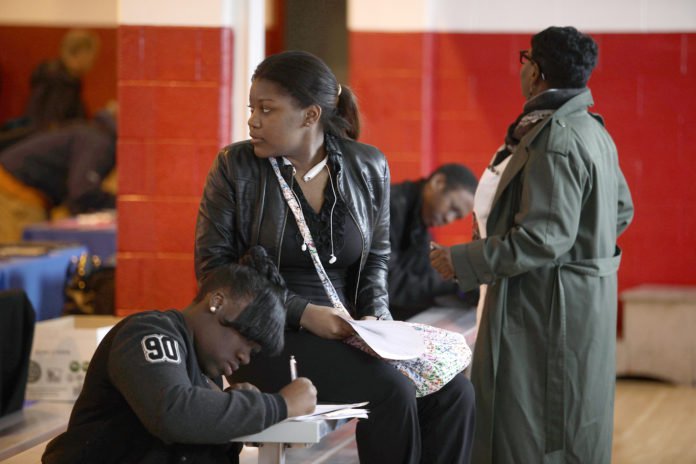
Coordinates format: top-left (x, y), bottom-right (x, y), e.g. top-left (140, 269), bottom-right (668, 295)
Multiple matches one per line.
top-left (519, 50), bottom-right (535, 65)
top-left (518, 50), bottom-right (546, 81)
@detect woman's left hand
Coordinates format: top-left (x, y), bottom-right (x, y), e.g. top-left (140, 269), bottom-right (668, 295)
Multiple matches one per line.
top-left (300, 304), bottom-right (355, 340)
top-left (226, 382), bottom-right (260, 393)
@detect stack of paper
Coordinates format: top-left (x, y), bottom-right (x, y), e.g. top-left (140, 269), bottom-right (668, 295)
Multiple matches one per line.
top-left (290, 402), bottom-right (369, 421)
top-left (341, 318), bottom-right (426, 360)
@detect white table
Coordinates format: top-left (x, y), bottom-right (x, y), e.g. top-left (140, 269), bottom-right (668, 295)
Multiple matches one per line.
top-left (0, 404), bottom-right (346, 464)
top-left (232, 419), bottom-right (346, 464)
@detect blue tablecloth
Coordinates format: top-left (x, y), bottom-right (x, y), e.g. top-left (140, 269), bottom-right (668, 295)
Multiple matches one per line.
top-left (23, 218), bottom-right (116, 260)
top-left (0, 245), bottom-right (87, 321)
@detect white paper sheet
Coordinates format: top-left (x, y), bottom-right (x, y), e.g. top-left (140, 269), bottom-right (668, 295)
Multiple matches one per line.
top-left (290, 402), bottom-right (370, 421)
top-left (342, 318), bottom-right (426, 360)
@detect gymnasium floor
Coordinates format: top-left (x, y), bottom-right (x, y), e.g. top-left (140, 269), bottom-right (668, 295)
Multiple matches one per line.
top-left (240, 306), bottom-right (696, 464)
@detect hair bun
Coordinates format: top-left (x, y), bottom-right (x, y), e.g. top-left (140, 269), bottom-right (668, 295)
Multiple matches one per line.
top-left (240, 246), bottom-right (286, 288)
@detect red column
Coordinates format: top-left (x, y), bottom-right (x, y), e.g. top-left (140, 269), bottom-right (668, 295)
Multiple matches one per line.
top-left (350, 32), bottom-right (435, 183)
top-left (116, 25), bottom-right (234, 316)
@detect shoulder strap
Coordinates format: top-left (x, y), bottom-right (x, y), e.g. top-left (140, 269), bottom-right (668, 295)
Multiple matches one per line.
top-left (268, 157), bottom-right (350, 316)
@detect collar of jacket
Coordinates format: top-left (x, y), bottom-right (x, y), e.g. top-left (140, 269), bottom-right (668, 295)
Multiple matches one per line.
top-left (491, 88), bottom-right (594, 208)
top-left (259, 133), bottom-right (388, 317)
top-left (266, 132), bottom-right (366, 265)
top-left (278, 132), bottom-right (345, 182)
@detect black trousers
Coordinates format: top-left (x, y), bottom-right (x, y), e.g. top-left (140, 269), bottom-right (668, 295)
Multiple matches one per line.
top-left (232, 330), bottom-right (475, 464)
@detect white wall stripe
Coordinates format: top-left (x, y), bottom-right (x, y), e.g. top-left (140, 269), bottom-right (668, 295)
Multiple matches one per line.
top-left (348, 0), bottom-right (429, 32)
top-left (4, 0), bottom-right (693, 32)
top-left (0, 0), bottom-right (277, 29)
top-left (349, 0), bottom-right (696, 32)
top-left (119, 0), bottom-right (232, 27)
top-left (0, 0), bottom-right (117, 26)
top-left (232, 0), bottom-right (266, 143)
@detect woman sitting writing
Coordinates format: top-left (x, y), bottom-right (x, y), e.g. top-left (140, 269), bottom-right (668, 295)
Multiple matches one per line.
top-left (43, 247), bottom-right (317, 464)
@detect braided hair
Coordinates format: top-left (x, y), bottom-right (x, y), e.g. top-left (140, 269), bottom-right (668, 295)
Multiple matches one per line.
top-left (194, 246), bottom-right (286, 355)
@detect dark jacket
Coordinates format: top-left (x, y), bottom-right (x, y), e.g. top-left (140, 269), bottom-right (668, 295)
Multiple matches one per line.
top-left (0, 111), bottom-right (116, 213)
top-left (388, 179), bottom-right (458, 318)
top-left (42, 310), bottom-right (286, 464)
top-left (195, 135), bottom-right (392, 328)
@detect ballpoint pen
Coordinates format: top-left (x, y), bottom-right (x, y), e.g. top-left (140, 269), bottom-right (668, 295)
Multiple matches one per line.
top-left (289, 355), bottom-right (298, 381)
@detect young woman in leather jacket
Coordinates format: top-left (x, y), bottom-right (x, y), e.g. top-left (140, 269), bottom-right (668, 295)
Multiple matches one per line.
top-left (194, 51), bottom-right (474, 464)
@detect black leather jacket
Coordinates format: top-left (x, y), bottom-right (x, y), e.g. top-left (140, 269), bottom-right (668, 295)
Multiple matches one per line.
top-left (195, 135), bottom-right (392, 328)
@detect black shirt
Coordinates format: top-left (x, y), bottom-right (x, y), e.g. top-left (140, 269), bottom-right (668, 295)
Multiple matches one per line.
top-left (279, 169), bottom-right (362, 309)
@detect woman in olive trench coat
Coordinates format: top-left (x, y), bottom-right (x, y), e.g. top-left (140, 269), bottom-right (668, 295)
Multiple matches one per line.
top-left (431, 27), bottom-right (634, 463)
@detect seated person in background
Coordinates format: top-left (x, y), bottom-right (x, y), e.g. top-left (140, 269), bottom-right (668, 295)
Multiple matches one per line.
top-left (0, 108), bottom-right (117, 243)
top-left (388, 163), bottom-right (477, 320)
top-left (43, 247), bottom-right (317, 464)
top-left (0, 30), bottom-right (99, 151)
top-left (25, 29), bottom-right (99, 129)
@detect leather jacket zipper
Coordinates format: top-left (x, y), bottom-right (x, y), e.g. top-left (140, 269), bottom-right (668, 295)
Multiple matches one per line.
top-left (336, 168), bottom-right (365, 308)
top-left (279, 161), bottom-right (366, 310)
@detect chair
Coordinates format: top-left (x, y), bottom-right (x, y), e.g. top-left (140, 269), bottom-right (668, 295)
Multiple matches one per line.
top-left (0, 289), bottom-right (36, 416)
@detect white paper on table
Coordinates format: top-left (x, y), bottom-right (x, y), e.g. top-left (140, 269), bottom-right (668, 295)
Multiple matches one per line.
top-left (321, 408), bottom-right (369, 420)
top-left (290, 402), bottom-right (369, 421)
top-left (341, 318), bottom-right (426, 360)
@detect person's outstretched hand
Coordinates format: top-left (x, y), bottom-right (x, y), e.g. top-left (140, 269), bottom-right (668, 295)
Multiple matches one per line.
top-left (300, 304), bottom-right (354, 340)
top-left (429, 241), bottom-right (456, 280)
top-left (279, 378), bottom-right (317, 417)
top-left (226, 382), bottom-right (260, 393)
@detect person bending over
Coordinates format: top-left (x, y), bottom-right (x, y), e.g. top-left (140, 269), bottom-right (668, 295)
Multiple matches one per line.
top-left (389, 163), bottom-right (477, 320)
top-left (0, 109), bottom-right (117, 242)
top-left (42, 247), bottom-right (317, 464)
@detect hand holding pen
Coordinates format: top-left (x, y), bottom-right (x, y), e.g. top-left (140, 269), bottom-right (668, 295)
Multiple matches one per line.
top-left (279, 355), bottom-right (317, 417)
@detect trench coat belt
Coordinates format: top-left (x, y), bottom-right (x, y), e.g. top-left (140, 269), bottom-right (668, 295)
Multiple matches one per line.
top-left (545, 246), bottom-right (622, 453)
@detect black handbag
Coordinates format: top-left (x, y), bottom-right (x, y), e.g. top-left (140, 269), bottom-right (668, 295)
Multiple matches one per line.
top-left (63, 252), bottom-right (115, 315)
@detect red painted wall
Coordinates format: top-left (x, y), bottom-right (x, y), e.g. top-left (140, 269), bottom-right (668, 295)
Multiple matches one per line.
top-left (0, 25), bottom-right (117, 123)
top-left (350, 31), bottom-right (696, 292)
top-left (116, 25), bottom-right (233, 316)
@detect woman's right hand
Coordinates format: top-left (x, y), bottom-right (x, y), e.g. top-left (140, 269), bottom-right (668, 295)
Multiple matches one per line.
top-left (279, 378), bottom-right (317, 417)
top-left (299, 304), bottom-right (354, 340)
top-left (430, 241), bottom-right (456, 280)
